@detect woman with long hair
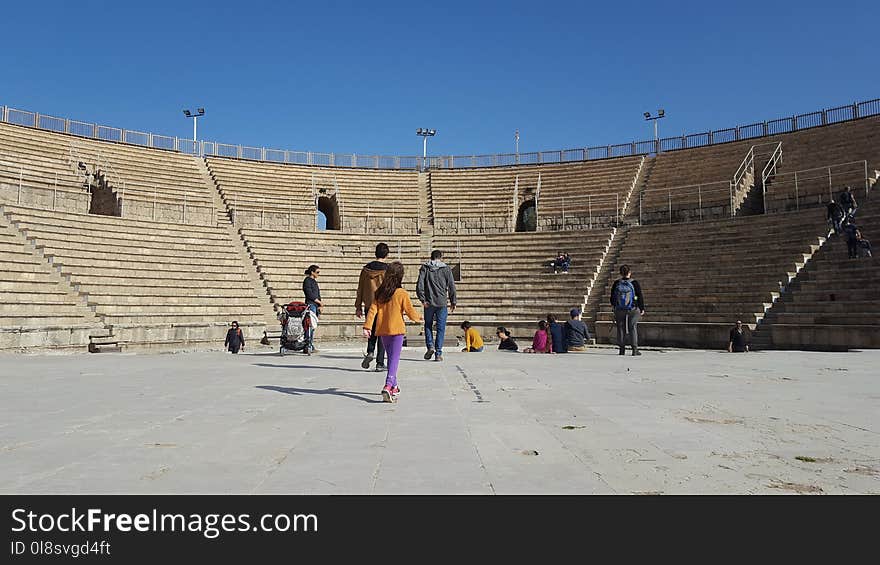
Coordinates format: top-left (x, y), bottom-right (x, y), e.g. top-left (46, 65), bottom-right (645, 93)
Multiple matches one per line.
top-left (363, 262), bottom-right (422, 403)
top-left (302, 264), bottom-right (322, 352)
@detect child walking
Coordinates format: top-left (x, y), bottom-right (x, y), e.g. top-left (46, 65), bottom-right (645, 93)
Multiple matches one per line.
top-left (364, 262), bottom-right (422, 403)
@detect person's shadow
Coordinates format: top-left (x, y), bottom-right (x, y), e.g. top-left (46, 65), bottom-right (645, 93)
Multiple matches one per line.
top-left (252, 362), bottom-right (366, 374)
top-left (256, 385), bottom-right (383, 404)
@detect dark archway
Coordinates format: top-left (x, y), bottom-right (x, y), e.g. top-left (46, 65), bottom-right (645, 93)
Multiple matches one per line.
top-left (317, 196), bottom-right (340, 231)
top-left (515, 199), bottom-right (537, 232)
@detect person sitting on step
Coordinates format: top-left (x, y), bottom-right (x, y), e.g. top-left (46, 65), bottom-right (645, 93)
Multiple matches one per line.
top-left (496, 327), bottom-right (518, 351)
top-left (550, 251), bottom-right (571, 274)
top-left (523, 320), bottom-right (553, 354)
top-left (461, 321), bottom-right (484, 352)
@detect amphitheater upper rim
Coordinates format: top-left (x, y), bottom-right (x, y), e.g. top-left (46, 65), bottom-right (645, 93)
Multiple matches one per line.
top-left (1, 98), bottom-right (878, 170)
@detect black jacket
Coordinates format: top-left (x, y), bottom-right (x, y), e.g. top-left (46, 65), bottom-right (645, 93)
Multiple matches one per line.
top-left (839, 190), bottom-right (855, 208)
top-left (303, 276), bottom-right (321, 304)
top-left (844, 223), bottom-right (859, 242)
top-left (827, 202), bottom-right (843, 220)
top-left (225, 328), bottom-right (244, 349)
top-left (498, 337), bottom-right (518, 351)
top-left (610, 278), bottom-right (646, 311)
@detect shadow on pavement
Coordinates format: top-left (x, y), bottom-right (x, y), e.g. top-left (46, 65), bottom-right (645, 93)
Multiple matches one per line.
top-left (252, 362), bottom-right (370, 374)
top-left (256, 385), bottom-right (383, 404)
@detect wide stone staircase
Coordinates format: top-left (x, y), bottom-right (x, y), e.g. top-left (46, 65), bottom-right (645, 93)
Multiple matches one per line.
top-left (595, 210), bottom-right (828, 348)
top-left (751, 190), bottom-right (879, 350)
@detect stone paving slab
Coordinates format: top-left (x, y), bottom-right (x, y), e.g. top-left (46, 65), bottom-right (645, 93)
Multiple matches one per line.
top-left (0, 345), bottom-right (878, 494)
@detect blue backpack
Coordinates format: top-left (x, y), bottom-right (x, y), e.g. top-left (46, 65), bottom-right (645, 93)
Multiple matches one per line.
top-left (613, 279), bottom-right (636, 310)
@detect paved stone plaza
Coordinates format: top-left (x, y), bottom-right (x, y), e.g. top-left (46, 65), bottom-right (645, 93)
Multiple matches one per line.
top-left (0, 345), bottom-right (877, 494)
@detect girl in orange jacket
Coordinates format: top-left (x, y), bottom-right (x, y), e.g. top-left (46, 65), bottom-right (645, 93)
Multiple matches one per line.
top-left (364, 262), bottom-right (422, 402)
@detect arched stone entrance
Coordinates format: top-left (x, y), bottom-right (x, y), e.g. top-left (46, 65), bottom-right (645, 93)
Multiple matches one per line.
top-left (316, 195), bottom-right (340, 230)
top-left (515, 199), bottom-right (537, 232)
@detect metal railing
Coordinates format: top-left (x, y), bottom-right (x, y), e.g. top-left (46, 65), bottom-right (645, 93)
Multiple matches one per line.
top-left (227, 200), bottom-right (420, 234)
top-left (635, 160), bottom-right (871, 224)
top-left (0, 182), bottom-right (90, 214)
top-left (733, 142), bottom-right (780, 192)
top-left (763, 160), bottom-right (870, 213)
top-left (0, 159), bottom-right (91, 213)
top-left (1, 98), bottom-right (878, 170)
top-left (535, 193), bottom-right (622, 230)
top-left (761, 142), bottom-right (783, 186)
top-left (638, 181), bottom-right (733, 224)
top-left (2, 151), bottom-right (215, 225)
top-left (760, 142), bottom-right (784, 212)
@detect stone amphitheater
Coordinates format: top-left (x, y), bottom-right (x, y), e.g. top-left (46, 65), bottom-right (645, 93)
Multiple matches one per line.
top-left (2, 100), bottom-right (879, 495)
top-left (1, 101), bottom-right (878, 353)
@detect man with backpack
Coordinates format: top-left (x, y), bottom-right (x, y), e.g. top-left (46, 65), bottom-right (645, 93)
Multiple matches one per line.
top-left (416, 250), bottom-right (457, 362)
top-left (610, 264), bottom-right (646, 356)
top-left (356, 243), bottom-right (390, 371)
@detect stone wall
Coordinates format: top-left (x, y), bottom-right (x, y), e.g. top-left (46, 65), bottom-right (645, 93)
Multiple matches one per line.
top-left (0, 183), bottom-right (89, 214)
top-left (0, 325), bottom-right (96, 350)
top-left (120, 198), bottom-right (214, 227)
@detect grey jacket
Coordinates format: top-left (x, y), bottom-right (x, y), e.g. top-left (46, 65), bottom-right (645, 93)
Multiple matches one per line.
top-left (416, 260), bottom-right (457, 308)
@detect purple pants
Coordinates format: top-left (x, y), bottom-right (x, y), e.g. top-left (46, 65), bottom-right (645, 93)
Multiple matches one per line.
top-left (380, 334), bottom-right (404, 388)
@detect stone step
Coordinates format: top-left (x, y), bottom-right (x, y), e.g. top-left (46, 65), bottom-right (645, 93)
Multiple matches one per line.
top-left (71, 272), bottom-right (253, 284)
top-left (88, 295), bottom-right (261, 306)
top-left (46, 254), bottom-right (246, 270)
top-left (0, 315), bottom-right (98, 326)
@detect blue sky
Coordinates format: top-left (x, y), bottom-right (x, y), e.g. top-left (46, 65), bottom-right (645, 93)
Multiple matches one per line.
top-left (1, 1), bottom-right (877, 157)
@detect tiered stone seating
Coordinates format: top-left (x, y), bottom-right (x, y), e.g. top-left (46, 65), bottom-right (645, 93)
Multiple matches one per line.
top-left (0, 122), bottom-right (90, 212)
top-left (433, 229), bottom-right (613, 338)
top-left (638, 140), bottom-right (759, 224)
top-left (762, 116), bottom-right (880, 213)
top-left (430, 158), bottom-right (642, 233)
top-left (595, 211), bottom-right (828, 348)
top-left (0, 211), bottom-right (101, 349)
top-left (0, 122), bottom-right (214, 224)
top-left (2, 206), bottom-right (272, 348)
top-left (207, 158), bottom-right (420, 233)
top-left (238, 230), bottom-right (422, 337)
top-left (757, 193), bottom-right (880, 349)
top-left (639, 116), bottom-right (880, 222)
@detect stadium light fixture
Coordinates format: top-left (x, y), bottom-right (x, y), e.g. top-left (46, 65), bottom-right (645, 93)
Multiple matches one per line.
top-left (416, 128), bottom-right (437, 169)
top-left (183, 107), bottom-right (206, 143)
top-left (644, 109), bottom-right (667, 150)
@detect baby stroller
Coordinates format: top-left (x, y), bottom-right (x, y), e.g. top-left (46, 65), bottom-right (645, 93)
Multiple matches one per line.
top-left (278, 301), bottom-right (318, 356)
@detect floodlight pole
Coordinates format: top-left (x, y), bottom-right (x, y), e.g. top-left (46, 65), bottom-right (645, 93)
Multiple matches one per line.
top-left (183, 108), bottom-right (206, 153)
top-left (644, 110), bottom-right (666, 153)
top-left (416, 128), bottom-right (436, 171)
